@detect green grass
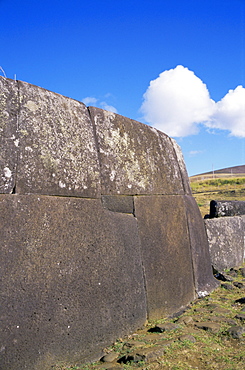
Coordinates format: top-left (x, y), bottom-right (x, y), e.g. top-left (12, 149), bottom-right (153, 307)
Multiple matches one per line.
top-left (190, 176), bottom-right (245, 217)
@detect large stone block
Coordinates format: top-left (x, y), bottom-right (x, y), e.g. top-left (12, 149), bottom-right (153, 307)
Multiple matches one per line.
top-left (0, 195), bottom-right (147, 370)
top-left (88, 107), bottom-right (185, 195)
top-left (210, 200), bottom-right (245, 218)
top-left (204, 216), bottom-right (244, 271)
top-left (16, 81), bottom-right (101, 197)
top-left (134, 195), bottom-right (195, 319)
top-left (0, 76), bottom-right (18, 193)
top-left (184, 196), bottom-right (219, 296)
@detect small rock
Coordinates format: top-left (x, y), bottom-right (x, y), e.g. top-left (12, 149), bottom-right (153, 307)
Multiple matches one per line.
top-left (150, 323), bottom-right (179, 333)
top-left (235, 297), bottom-right (245, 304)
top-left (227, 326), bottom-right (245, 339)
top-left (194, 322), bottom-right (221, 333)
top-left (226, 318), bottom-right (238, 326)
top-left (206, 303), bottom-right (219, 310)
top-left (194, 307), bottom-right (207, 313)
top-left (101, 352), bottom-right (118, 363)
top-left (240, 267), bottom-right (245, 277)
top-left (211, 307), bottom-right (231, 315)
top-left (233, 281), bottom-right (244, 289)
top-left (241, 307), bottom-right (245, 312)
top-left (178, 334), bottom-right (196, 343)
top-left (221, 283), bottom-right (234, 290)
top-left (122, 341), bottom-right (143, 349)
top-left (118, 353), bottom-right (144, 364)
top-left (227, 269), bottom-right (238, 277)
top-left (177, 316), bottom-right (194, 325)
top-left (235, 313), bottom-right (245, 322)
top-left (144, 333), bottom-right (163, 342)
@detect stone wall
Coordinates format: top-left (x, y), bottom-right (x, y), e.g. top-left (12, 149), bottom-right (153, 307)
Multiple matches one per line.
top-left (0, 76), bottom-right (218, 370)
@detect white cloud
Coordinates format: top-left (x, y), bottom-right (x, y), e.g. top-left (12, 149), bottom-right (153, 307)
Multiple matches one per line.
top-left (100, 101), bottom-right (118, 113)
top-left (207, 86), bottom-right (245, 137)
top-left (82, 96), bottom-right (98, 105)
top-left (141, 65), bottom-right (215, 137)
top-left (82, 96), bottom-right (118, 114)
top-left (140, 65), bottom-right (245, 138)
top-left (189, 150), bottom-right (204, 157)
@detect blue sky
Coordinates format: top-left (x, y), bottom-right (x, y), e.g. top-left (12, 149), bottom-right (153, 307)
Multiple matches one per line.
top-left (1, 0), bottom-right (244, 176)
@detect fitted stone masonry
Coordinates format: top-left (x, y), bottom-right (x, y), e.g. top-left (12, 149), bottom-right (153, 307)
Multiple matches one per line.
top-left (0, 76), bottom-right (218, 370)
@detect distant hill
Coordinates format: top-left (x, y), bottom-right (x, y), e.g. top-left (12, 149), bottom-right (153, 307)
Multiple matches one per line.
top-left (190, 164), bottom-right (245, 181)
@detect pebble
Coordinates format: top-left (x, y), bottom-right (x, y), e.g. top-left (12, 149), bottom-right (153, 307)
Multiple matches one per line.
top-left (235, 313), bottom-right (245, 322)
top-left (233, 282), bottom-right (244, 289)
top-left (227, 326), bottom-right (245, 339)
top-left (194, 322), bottom-right (221, 333)
top-left (221, 283), bottom-right (234, 290)
top-left (101, 352), bottom-right (118, 363)
top-left (152, 323), bottom-right (179, 332)
top-left (178, 334), bottom-right (196, 343)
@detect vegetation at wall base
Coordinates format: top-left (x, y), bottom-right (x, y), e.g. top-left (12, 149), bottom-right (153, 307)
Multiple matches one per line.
top-left (54, 264), bottom-right (245, 370)
top-left (190, 177), bottom-right (245, 217)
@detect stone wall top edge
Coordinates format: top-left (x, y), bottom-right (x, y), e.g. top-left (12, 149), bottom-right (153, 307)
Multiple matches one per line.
top-left (17, 79), bottom-right (87, 108)
top-left (88, 105), bottom-right (170, 138)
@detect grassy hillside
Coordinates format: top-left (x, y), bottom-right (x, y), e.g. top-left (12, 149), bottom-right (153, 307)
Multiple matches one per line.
top-left (190, 177), bottom-right (245, 217)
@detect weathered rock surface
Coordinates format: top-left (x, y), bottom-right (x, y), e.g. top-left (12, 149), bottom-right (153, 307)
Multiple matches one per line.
top-left (0, 76), bottom-right (219, 369)
top-left (205, 216), bottom-right (244, 271)
top-left (0, 194), bottom-right (147, 370)
top-left (134, 195), bottom-right (195, 319)
top-left (210, 200), bottom-right (245, 218)
top-left (0, 77), bottom-right (18, 193)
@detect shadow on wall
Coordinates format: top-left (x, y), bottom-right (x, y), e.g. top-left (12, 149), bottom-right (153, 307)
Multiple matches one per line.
top-left (0, 76), bottom-right (218, 370)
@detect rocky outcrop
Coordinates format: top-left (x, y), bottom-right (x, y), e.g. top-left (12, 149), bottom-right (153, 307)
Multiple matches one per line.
top-left (0, 76), bottom-right (217, 370)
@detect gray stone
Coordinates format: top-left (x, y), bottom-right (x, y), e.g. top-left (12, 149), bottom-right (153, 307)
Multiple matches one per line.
top-left (0, 77), bottom-right (19, 193)
top-left (153, 323), bottom-right (179, 332)
top-left (210, 200), bottom-right (245, 218)
top-left (102, 195), bottom-right (134, 214)
top-left (233, 281), bottom-right (244, 289)
top-left (184, 195), bottom-right (219, 296)
top-left (88, 107), bottom-right (185, 195)
top-left (119, 345), bottom-right (167, 364)
top-left (101, 352), bottom-right (119, 363)
top-left (134, 195), bottom-right (195, 319)
top-left (227, 326), bottom-right (245, 339)
top-left (235, 313), bottom-right (245, 322)
top-left (178, 334), bottom-right (196, 343)
top-left (204, 216), bottom-right (244, 271)
top-left (194, 322), bottom-right (221, 333)
top-left (16, 81), bottom-right (101, 197)
top-left (0, 194), bottom-right (147, 370)
top-left (221, 283), bottom-right (234, 290)
top-left (177, 316), bottom-right (194, 325)
top-left (240, 267), bottom-right (245, 277)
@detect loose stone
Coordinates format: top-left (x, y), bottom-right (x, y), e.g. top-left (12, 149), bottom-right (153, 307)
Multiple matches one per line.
top-left (194, 322), bottom-right (221, 333)
top-left (233, 282), bottom-right (244, 289)
top-left (221, 283), bottom-right (234, 290)
top-left (151, 323), bottom-right (179, 333)
top-left (178, 334), bottom-right (196, 343)
top-left (240, 267), bottom-right (245, 277)
top-left (235, 313), bottom-right (245, 322)
top-left (101, 352), bottom-right (118, 363)
top-left (227, 326), bottom-right (245, 339)
top-left (177, 316), bottom-right (194, 325)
